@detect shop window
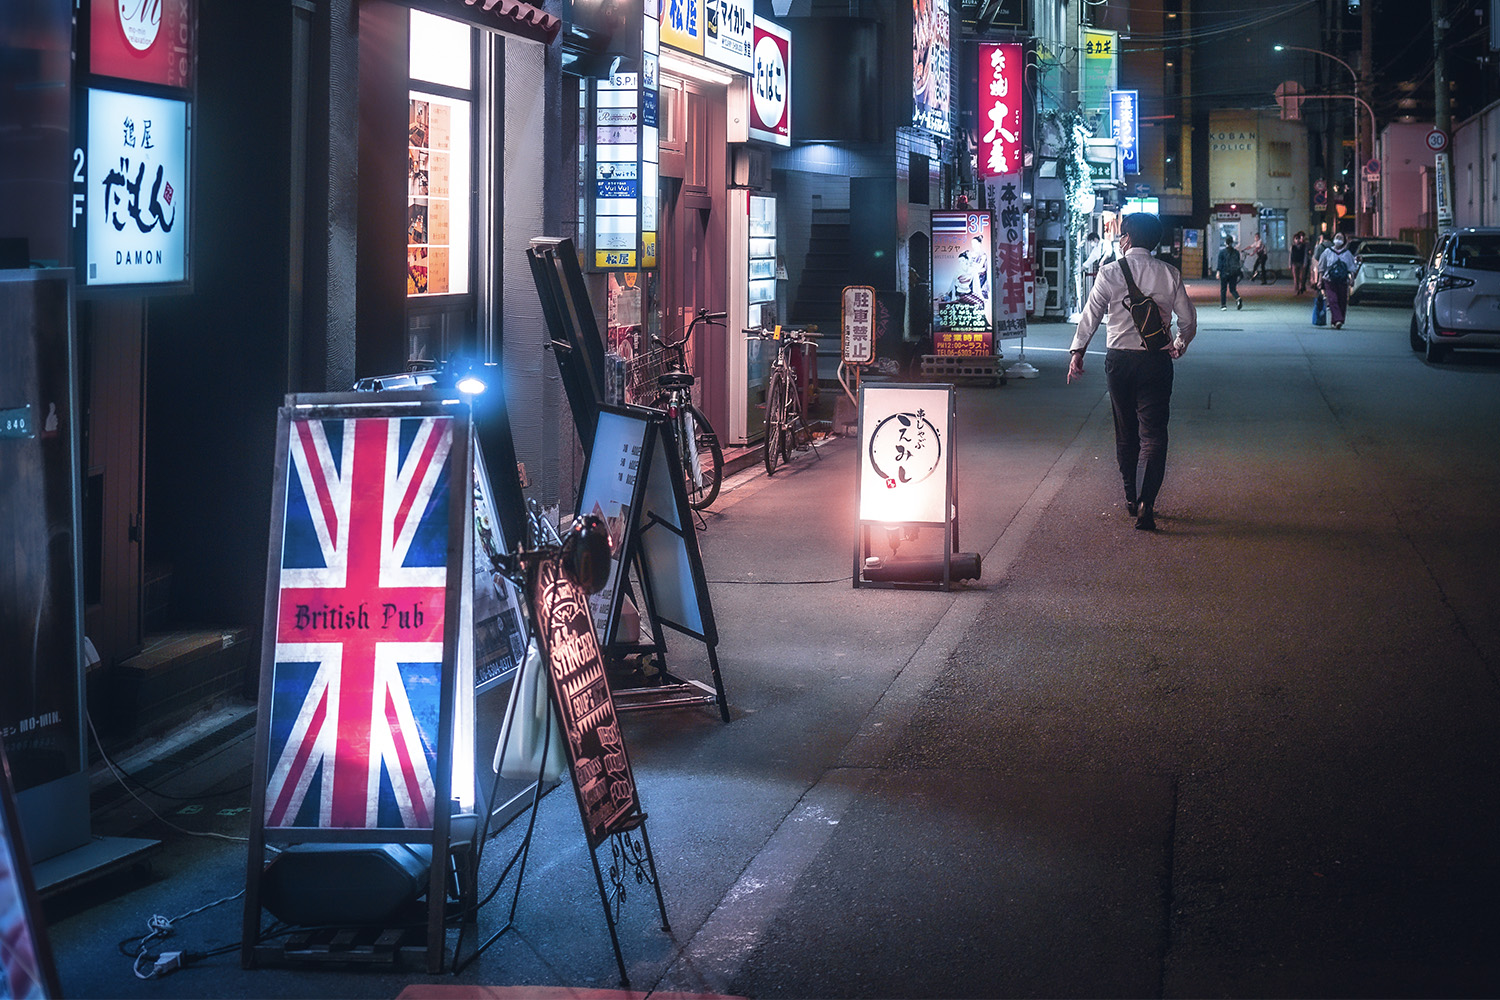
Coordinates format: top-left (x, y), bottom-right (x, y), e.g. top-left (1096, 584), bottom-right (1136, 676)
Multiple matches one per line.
top-left (407, 11), bottom-right (473, 299)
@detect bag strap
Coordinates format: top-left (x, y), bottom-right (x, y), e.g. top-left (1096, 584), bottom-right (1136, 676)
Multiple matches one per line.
top-left (1118, 257), bottom-right (1146, 301)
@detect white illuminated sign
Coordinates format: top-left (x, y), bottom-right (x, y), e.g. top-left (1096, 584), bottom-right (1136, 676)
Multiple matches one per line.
top-left (85, 88), bottom-right (189, 287)
top-left (703, 0), bottom-right (753, 73)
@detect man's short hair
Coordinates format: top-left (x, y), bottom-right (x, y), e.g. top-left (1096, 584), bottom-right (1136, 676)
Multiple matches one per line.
top-left (1121, 213), bottom-right (1163, 250)
top-left (1086, 232), bottom-right (1100, 240)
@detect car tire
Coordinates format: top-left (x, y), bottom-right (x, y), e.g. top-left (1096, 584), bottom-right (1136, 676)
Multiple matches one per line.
top-left (1409, 317), bottom-right (1424, 352)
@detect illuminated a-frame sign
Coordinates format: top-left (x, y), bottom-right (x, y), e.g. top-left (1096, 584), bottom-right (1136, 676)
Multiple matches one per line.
top-left (243, 391), bottom-right (470, 974)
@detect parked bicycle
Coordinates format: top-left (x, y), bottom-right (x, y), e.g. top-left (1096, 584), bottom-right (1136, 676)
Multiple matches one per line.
top-left (652, 309), bottom-right (726, 511)
top-left (750, 327), bottom-right (819, 476)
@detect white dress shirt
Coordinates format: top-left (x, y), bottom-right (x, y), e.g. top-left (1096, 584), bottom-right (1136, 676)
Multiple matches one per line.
top-left (1070, 247), bottom-right (1198, 353)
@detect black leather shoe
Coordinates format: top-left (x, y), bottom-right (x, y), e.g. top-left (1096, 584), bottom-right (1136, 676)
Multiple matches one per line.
top-left (1127, 500), bottom-right (1140, 517)
top-left (1135, 506), bottom-right (1156, 531)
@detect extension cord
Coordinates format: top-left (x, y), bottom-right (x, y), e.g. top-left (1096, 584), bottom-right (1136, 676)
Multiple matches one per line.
top-left (153, 951), bottom-right (183, 976)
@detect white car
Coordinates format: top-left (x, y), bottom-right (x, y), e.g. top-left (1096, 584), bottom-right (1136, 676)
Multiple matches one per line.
top-left (1411, 228), bottom-right (1500, 363)
top-left (1349, 240), bottom-right (1423, 306)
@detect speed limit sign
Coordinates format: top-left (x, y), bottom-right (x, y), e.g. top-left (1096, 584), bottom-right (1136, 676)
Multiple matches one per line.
top-left (1426, 129), bottom-right (1450, 153)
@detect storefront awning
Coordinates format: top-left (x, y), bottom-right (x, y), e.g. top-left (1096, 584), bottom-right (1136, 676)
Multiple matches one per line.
top-left (407, 0), bottom-right (561, 45)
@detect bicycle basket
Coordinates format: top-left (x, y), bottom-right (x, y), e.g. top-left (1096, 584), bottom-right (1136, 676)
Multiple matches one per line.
top-left (624, 348), bottom-right (673, 405)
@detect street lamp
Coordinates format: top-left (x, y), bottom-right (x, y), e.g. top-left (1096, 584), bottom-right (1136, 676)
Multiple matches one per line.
top-left (1274, 44), bottom-right (1374, 235)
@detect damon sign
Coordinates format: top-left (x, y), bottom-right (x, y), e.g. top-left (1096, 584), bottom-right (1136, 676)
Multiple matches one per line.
top-left (976, 42), bottom-right (1022, 178)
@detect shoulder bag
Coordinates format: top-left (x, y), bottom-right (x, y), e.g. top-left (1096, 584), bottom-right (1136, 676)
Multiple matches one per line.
top-left (1118, 258), bottom-right (1172, 352)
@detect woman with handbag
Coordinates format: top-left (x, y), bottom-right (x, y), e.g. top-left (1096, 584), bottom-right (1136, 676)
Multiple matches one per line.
top-left (1315, 234), bottom-right (1358, 329)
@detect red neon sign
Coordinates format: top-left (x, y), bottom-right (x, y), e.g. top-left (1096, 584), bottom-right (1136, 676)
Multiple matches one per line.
top-left (976, 42), bottom-right (1022, 178)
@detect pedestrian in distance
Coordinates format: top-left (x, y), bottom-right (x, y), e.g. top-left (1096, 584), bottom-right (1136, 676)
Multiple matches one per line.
top-left (1067, 212), bottom-right (1198, 532)
top-left (1315, 233), bottom-right (1358, 329)
top-left (1248, 232), bottom-right (1269, 284)
top-left (1289, 231), bottom-right (1310, 295)
top-left (1216, 235), bottom-right (1243, 310)
top-left (1080, 231), bottom-right (1104, 306)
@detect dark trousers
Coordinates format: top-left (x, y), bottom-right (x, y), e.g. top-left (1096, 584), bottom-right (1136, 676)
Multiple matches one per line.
top-left (1322, 278), bottom-right (1349, 325)
top-left (1219, 273), bottom-right (1240, 306)
top-left (1106, 349), bottom-right (1174, 509)
top-left (1291, 262), bottom-right (1309, 293)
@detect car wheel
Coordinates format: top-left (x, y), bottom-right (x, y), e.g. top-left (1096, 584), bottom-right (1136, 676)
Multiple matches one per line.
top-left (1409, 317), bottom-right (1424, 352)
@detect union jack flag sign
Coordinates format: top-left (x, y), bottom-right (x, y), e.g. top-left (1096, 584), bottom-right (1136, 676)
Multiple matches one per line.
top-left (264, 415), bottom-right (454, 830)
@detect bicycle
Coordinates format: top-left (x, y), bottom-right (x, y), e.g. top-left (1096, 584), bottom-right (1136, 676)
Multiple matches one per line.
top-left (652, 309), bottom-right (726, 511)
top-left (750, 327), bottom-right (819, 476)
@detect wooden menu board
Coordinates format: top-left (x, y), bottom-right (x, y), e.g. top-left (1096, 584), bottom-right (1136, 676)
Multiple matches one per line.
top-left (529, 557), bottom-right (642, 848)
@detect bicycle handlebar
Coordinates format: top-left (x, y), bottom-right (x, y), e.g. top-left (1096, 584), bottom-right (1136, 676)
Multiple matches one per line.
top-left (654, 308), bottom-right (727, 350)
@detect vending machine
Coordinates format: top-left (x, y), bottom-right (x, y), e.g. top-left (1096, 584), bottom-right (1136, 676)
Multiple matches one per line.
top-left (725, 188), bottom-right (779, 445)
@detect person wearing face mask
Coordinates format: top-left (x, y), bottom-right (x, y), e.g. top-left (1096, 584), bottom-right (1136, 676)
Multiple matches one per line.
top-left (1067, 213), bottom-right (1197, 532)
top-left (1314, 233), bottom-right (1358, 329)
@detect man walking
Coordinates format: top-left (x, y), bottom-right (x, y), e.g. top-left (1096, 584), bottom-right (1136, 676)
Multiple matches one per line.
top-left (1068, 213), bottom-right (1198, 531)
top-left (1216, 235), bottom-right (1243, 310)
top-left (1079, 232), bottom-right (1104, 311)
top-left (1289, 231), bottom-right (1310, 294)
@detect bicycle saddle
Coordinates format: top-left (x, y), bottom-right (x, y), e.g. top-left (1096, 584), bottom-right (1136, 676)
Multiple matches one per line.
top-left (658, 371), bottom-right (695, 388)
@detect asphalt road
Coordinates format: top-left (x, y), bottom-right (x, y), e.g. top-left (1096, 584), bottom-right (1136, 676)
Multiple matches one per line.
top-left (46, 282), bottom-right (1500, 998)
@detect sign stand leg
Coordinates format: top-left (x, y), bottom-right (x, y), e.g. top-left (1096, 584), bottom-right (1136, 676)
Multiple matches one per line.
top-left (590, 845), bottom-right (634, 988)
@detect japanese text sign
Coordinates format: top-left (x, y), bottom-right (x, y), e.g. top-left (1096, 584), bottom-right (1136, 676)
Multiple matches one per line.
top-left (976, 42), bottom-right (1022, 178)
top-left (85, 88), bottom-right (189, 286)
top-left (749, 17), bottom-right (791, 146)
top-left (912, 0), bottom-right (951, 134)
top-left (703, 0), bottom-right (753, 73)
top-left (858, 384), bottom-right (951, 525)
top-left (985, 176), bottom-right (1028, 341)
top-left (842, 286), bottom-right (876, 364)
top-left (661, 0), bottom-right (704, 55)
top-left (931, 211), bottom-right (993, 356)
top-left (1111, 90), bottom-right (1138, 175)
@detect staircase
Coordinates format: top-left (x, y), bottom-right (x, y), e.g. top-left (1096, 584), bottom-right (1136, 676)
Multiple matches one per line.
top-left (790, 208), bottom-right (851, 329)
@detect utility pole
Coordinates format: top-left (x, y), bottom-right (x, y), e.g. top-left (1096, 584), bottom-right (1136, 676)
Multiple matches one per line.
top-left (1434, 0), bottom-right (1454, 232)
top-left (1359, 0), bottom-right (1373, 234)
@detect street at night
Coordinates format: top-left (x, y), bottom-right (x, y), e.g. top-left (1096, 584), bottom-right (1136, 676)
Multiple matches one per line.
top-left (39, 286), bottom-right (1500, 997)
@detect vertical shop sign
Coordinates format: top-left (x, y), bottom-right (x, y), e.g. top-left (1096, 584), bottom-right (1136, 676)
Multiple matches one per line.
top-left (749, 17), bottom-right (791, 146)
top-left (931, 211), bottom-right (993, 356)
top-left (1111, 90), bottom-right (1138, 174)
top-left (84, 88), bottom-right (189, 286)
top-left (1082, 30), bottom-right (1117, 130)
top-left (989, 177), bottom-right (1027, 340)
top-left (976, 42), bottom-right (1022, 178)
top-left (912, 0), bottom-right (951, 134)
top-left (90, 0), bottom-right (194, 88)
top-left (594, 73), bottom-right (641, 269)
top-left (642, 1), bottom-right (660, 268)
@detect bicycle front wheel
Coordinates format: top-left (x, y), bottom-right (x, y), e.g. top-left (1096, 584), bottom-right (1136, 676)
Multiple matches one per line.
top-left (763, 368), bottom-right (786, 476)
top-left (681, 404), bottom-right (724, 510)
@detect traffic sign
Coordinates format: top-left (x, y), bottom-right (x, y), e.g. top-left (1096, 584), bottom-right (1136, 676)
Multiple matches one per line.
top-left (1426, 129), bottom-right (1449, 153)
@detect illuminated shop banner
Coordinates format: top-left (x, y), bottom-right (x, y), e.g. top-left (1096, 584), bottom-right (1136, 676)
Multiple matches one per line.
top-left (1111, 89), bottom-right (1138, 174)
top-left (642, 4), bottom-right (661, 268)
top-left (749, 17), bottom-right (791, 146)
top-left (595, 73), bottom-right (642, 269)
top-left (988, 175), bottom-right (1027, 341)
top-left (661, 0), bottom-right (703, 55)
top-left (976, 42), bottom-right (1022, 178)
top-left (85, 87), bottom-right (189, 287)
top-left (703, 0), bottom-right (753, 72)
top-left (931, 210), bottom-right (993, 356)
top-left (858, 384), bottom-right (950, 525)
top-left (912, 0), bottom-right (951, 134)
top-left (90, 0), bottom-right (194, 88)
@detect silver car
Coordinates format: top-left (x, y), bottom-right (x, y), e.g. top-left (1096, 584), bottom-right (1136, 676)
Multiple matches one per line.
top-left (1349, 240), bottom-right (1423, 306)
top-left (1411, 228), bottom-right (1500, 363)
